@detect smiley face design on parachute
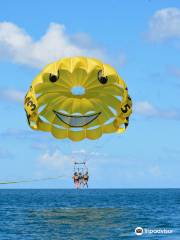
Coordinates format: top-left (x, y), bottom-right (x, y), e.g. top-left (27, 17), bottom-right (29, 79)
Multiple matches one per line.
top-left (24, 57), bottom-right (132, 141)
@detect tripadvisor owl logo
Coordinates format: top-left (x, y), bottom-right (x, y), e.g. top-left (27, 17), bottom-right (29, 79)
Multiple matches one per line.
top-left (135, 227), bottom-right (143, 236)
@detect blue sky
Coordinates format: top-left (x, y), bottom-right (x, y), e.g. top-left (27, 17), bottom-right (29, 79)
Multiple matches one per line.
top-left (0, 0), bottom-right (180, 188)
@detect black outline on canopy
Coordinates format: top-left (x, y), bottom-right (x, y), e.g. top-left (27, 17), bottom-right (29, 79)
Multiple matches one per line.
top-left (53, 110), bottom-right (101, 127)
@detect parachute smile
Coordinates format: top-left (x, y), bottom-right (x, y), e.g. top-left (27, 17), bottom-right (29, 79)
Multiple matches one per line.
top-left (53, 111), bottom-right (101, 127)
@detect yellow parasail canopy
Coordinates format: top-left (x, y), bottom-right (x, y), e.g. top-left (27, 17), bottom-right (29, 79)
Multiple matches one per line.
top-left (24, 57), bottom-right (132, 141)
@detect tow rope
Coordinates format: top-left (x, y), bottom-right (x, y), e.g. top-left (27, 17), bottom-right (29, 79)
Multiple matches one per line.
top-left (0, 175), bottom-right (65, 184)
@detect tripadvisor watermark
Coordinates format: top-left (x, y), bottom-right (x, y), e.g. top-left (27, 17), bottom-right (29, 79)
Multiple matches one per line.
top-left (135, 227), bottom-right (173, 236)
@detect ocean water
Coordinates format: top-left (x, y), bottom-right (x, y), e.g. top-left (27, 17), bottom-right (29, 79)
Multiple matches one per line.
top-left (0, 189), bottom-right (179, 239)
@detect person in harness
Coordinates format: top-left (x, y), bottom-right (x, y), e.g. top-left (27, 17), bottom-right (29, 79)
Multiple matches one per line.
top-left (83, 171), bottom-right (89, 188)
top-left (73, 161), bottom-right (89, 188)
top-left (72, 172), bottom-right (79, 189)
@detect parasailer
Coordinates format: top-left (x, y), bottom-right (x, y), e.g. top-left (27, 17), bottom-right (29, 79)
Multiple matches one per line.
top-left (72, 172), bottom-right (79, 189)
top-left (24, 56), bottom-right (132, 188)
top-left (73, 161), bottom-right (88, 189)
top-left (83, 171), bottom-right (89, 188)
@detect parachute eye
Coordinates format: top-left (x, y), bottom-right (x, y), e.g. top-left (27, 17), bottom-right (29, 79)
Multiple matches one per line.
top-left (98, 70), bottom-right (108, 84)
top-left (49, 70), bottom-right (59, 83)
top-left (49, 74), bottom-right (58, 83)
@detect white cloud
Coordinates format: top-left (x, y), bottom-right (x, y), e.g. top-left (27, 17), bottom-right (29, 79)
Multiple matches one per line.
top-left (0, 89), bottom-right (24, 103)
top-left (0, 22), bottom-right (105, 68)
top-left (72, 149), bottom-right (86, 154)
top-left (134, 101), bottom-right (180, 120)
top-left (134, 101), bottom-right (157, 117)
top-left (72, 149), bottom-right (107, 158)
top-left (38, 148), bottom-right (108, 176)
top-left (39, 150), bottom-right (72, 170)
top-left (147, 8), bottom-right (180, 42)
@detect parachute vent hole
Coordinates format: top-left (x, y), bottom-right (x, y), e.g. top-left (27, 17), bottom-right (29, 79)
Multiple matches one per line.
top-left (36, 93), bottom-right (41, 98)
top-left (58, 110), bottom-right (68, 115)
top-left (71, 86), bottom-right (85, 96)
top-left (115, 95), bottom-right (122, 101)
top-left (86, 111), bottom-right (96, 115)
top-left (71, 113), bottom-right (83, 116)
top-left (70, 127), bottom-right (83, 131)
top-left (108, 106), bottom-right (117, 116)
top-left (104, 117), bottom-right (115, 125)
top-left (39, 115), bottom-right (51, 124)
top-left (38, 104), bottom-right (46, 113)
top-left (53, 124), bottom-right (65, 129)
top-left (115, 82), bottom-right (124, 88)
top-left (88, 125), bottom-right (100, 130)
